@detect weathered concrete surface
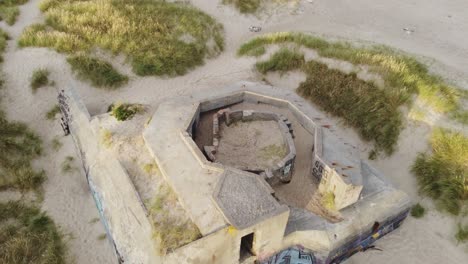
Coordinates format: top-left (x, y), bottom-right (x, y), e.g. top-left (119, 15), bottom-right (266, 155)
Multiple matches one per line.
top-left (143, 100), bottom-right (228, 236)
top-left (63, 87), bottom-right (160, 263)
top-left (213, 168), bottom-right (288, 229)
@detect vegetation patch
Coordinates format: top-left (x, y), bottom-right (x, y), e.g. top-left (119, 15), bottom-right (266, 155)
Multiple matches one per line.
top-left (298, 60), bottom-right (402, 155)
top-left (455, 224), bottom-right (468, 244)
top-left (239, 32), bottom-right (465, 115)
top-left (239, 32), bottom-right (467, 155)
top-left (412, 129), bottom-right (467, 216)
top-left (260, 144), bottom-right (287, 160)
top-left (19, 0), bottom-right (224, 76)
top-left (410, 203), bottom-right (425, 218)
top-left (149, 184), bottom-right (201, 255)
top-left (223, 0), bottom-right (261, 13)
top-left (143, 162), bottom-right (158, 175)
top-left (0, 201), bottom-right (66, 264)
top-left (0, 111), bottom-right (45, 191)
top-left (61, 156), bottom-right (76, 173)
top-left (46, 105), bottom-right (60, 120)
top-left (0, 0), bottom-right (28, 25)
top-left (255, 48), bottom-right (305, 74)
top-left (30, 68), bottom-right (50, 92)
top-left (110, 103), bottom-right (143, 121)
top-left (67, 55), bottom-right (128, 89)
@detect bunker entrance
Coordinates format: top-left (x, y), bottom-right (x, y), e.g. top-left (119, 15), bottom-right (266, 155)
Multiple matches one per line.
top-left (240, 232), bottom-right (255, 261)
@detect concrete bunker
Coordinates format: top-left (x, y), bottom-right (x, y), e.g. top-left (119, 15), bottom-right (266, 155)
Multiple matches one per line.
top-left (61, 82), bottom-right (411, 264)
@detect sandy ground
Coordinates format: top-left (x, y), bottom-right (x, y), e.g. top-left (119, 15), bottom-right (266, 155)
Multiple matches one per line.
top-left (0, 0), bottom-right (467, 263)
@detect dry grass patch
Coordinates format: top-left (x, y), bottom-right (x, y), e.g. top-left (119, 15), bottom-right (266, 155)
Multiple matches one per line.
top-left (0, 0), bottom-right (28, 25)
top-left (19, 0), bottom-right (224, 76)
top-left (0, 201), bottom-right (66, 264)
top-left (149, 184), bottom-right (201, 255)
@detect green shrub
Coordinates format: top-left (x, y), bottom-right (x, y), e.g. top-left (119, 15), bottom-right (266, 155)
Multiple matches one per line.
top-left (30, 68), bottom-right (49, 91)
top-left (0, 0), bottom-right (28, 25)
top-left (255, 48), bottom-right (305, 74)
top-left (412, 129), bottom-right (467, 215)
top-left (0, 201), bottom-right (66, 264)
top-left (298, 61), bottom-right (403, 155)
top-left (110, 103), bottom-right (142, 121)
top-left (410, 203), bottom-right (425, 218)
top-left (19, 0), bottom-right (224, 76)
top-left (67, 55), bottom-right (128, 89)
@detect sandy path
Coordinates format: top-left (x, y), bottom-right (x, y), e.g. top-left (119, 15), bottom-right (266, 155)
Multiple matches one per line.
top-left (0, 0), bottom-right (466, 263)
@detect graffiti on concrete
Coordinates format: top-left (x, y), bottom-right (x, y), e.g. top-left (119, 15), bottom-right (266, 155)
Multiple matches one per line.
top-left (312, 160), bottom-right (324, 181)
top-left (58, 89), bottom-right (71, 136)
top-left (263, 247), bottom-right (316, 264)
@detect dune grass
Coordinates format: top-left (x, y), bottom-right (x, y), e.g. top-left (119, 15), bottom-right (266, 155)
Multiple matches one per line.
top-left (455, 224), bottom-right (468, 244)
top-left (255, 48), bottom-right (305, 74)
top-left (239, 32), bottom-right (464, 115)
top-left (412, 129), bottom-right (467, 216)
top-left (0, 201), bottom-right (66, 264)
top-left (0, 111), bottom-right (45, 191)
top-left (240, 32), bottom-right (467, 155)
top-left (46, 104), bottom-right (60, 120)
top-left (19, 0), bottom-right (224, 76)
top-left (410, 203), bottom-right (425, 218)
top-left (223, 0), bottom-right (261, 13)
top-left (0, 0), bottom-right (28, 25)
top-left (30, 68), bottom-right (50, 91)
top-left (67, 55), bottom-right (128, 89)
top-left (149, 184), bottom-right (201, 255)
top-left (298, 60), bottom-right (403, 155)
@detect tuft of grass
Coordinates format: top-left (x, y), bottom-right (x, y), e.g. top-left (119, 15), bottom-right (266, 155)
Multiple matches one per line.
top-left (149, 184), bottom-right (201, 255)
top-left (238, 32), bottom-right (464, 117)
top-left (320, 191), bottom-right (336, 211)
top-left (0, 0), bottom-right (28, 26)
top-left (99, 129), bottom-right (113, 148)
top-left (61, 156), bottom-right (75, 173)
top-left (46, 104), bottom-right (60, 120)
top-left (143, 162), bottom-right (159, 175)
top-left (255, 48), bottom-right (304, 74)
top-left (0, 111), bottom-right (45, 191)
top-left (0, 201), bottom-right (66, 264)
top-left (30, 68), bottom-right (49, 91)
top-left (223, 0), bottom-right (261, 13)
top-left (97, 234), bottom-right (107, 241)
top-left (298, 60), bottom-right (403, 155)
top-left (455, 224), bottom-right (468, 244)
top-left (51, 137), bottom-right (62, 151)
top-left (19, 0), bottom-right (224, 76)
top-left (410, 203), bottom-right (425, 218)
top-left (260, 144), bottom-right (287, 160)
top-left (67, 55), bottom-right (128, 89)
top-left (110, 103), bottom-right (142, 121)
top-left (411, 128), bottom-right (467, 215)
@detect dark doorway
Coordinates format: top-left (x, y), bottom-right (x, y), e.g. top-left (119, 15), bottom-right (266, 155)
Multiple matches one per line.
top-left (240, 233), bottom-right (255, 261)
